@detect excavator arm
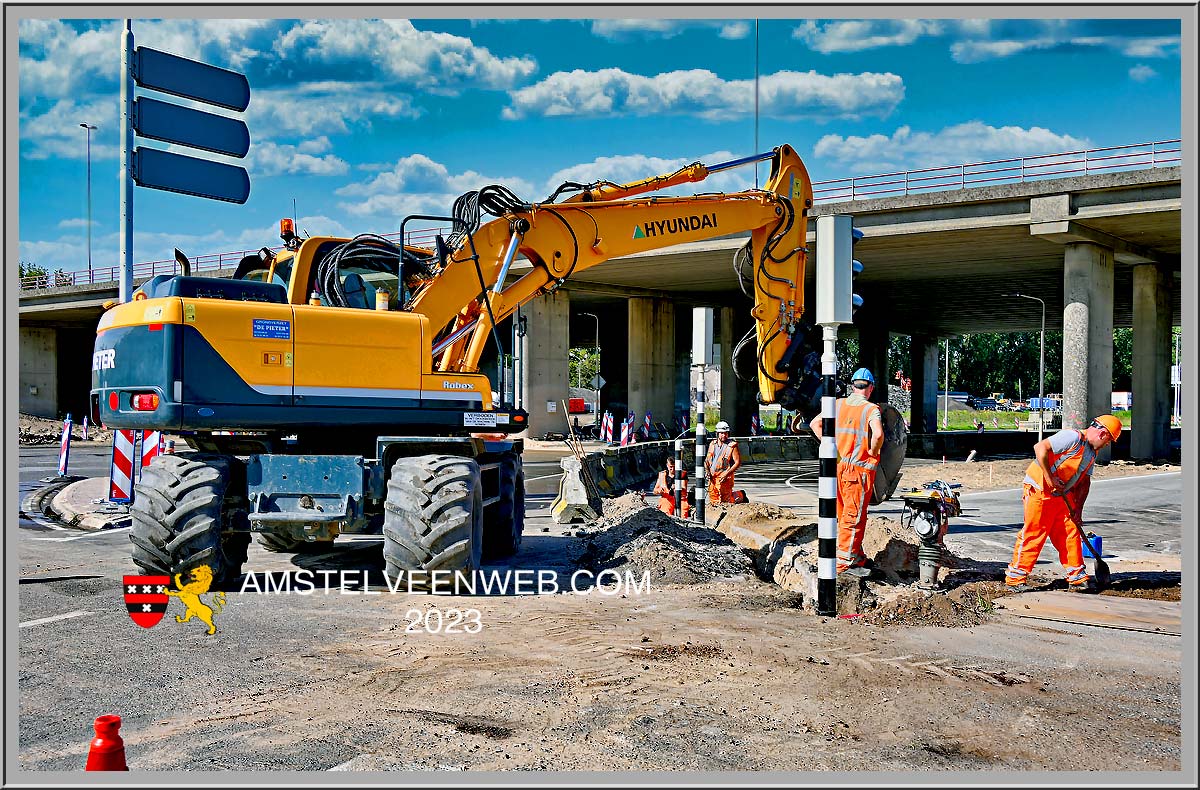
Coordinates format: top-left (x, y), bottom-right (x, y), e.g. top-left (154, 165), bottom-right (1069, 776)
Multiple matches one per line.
top-left (407, 144), bottom-right (815, 407)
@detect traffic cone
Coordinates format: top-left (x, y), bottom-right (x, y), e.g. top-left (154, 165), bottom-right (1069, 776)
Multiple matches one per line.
top-left (84, 715), bottom-right (128, 771)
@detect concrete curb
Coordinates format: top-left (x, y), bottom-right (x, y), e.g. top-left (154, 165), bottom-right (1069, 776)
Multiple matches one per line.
top-left (49, 477), bottom-right (131, 531)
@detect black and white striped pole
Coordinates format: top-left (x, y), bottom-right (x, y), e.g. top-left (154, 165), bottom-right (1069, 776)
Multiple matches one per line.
top-left (814, 215), bottom-right (861, 617)
top-left (692, 308), bottom-right (713, 525)
top-left (674, 438), bottom-right (684, 515)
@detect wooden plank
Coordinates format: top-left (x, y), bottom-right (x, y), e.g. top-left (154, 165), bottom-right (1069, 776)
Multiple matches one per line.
top-left (999, 590), bottom-right (1181, 636)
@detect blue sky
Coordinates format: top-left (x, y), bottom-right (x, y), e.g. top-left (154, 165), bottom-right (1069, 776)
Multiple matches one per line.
top-left (17, 15), bottom-right (1184, 273)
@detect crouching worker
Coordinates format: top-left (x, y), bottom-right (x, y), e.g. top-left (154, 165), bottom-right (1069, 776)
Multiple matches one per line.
top-left (654, 457), bottom-right (690, 519)
top-left (1006, 414), bottom-right (1120, 593)
top-left (705, 421), bottom-right (743, 504)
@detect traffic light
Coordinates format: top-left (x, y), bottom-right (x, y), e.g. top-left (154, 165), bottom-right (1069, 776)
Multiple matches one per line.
top-left (815, 215), bottom-right (861, 325)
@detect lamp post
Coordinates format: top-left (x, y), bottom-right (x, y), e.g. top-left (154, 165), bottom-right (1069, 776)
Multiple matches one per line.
top-left (581, 312), bottom-right (600, 421)
top-left (79, 122), bottom-right (96, 281)
top-left (1005, 293), bottom-right (1046, 442)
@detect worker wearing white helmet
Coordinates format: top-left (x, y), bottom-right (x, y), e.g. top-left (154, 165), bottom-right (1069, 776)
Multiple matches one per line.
top-left (809, 368), bottom-right (885, 578)
top-left (704, 420), bottom-right (742, 504)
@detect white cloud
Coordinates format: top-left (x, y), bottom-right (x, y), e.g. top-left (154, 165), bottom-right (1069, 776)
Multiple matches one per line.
top-left (589, 19), bottom-right (751, 40)
top-left (333, 153), bottom-right (538, 221)
top-left (246, 84), bottom-right (423, 138)
top-left (951, 34), bottom-right (1180, 63)
top-left (793, 20), bottom-right (943, 53)
top-left (503, 68), bottom-right (903, 122)
top-left (1129, 64), bottom-right (1158, 82)
top-left (57, 218), bottom-right (94, 229)
top-left (813, 121), bottom-right (1090, 172)
top-left (540, 150), bottom-right (756, 197)
top-left (250, 140), bottom-right (349, 177)
top-left (19, 98), bottom-right (119, 160)
top-left (276, 19), bottom-right (536, 90)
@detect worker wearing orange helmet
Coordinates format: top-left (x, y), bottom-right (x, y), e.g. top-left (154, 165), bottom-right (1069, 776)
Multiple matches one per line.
top-left (1006, 414), bottom-right (1122, 593)
top-left (810, 368), bottom-right (884, 578)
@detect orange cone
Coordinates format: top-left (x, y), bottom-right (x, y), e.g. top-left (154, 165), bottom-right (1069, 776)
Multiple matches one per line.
top-left (85, 715), bottom-right (128, 771)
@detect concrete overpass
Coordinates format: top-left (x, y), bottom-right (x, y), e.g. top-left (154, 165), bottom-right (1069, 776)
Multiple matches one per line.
top-left (19, 166), bottom-right (1183, 458)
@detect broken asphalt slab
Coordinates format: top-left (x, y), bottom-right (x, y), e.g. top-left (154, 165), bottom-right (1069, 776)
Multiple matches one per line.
top-left (47, 476), bottom-right (130, 531)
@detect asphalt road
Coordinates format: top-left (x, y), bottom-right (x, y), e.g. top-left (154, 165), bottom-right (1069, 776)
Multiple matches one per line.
top-left (13, 445), bottom-right (1183, 771)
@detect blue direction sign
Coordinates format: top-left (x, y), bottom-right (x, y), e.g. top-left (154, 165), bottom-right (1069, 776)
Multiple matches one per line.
top-left (133, 97), bottom-right (249, 158)
top-left (132, 147), bottom-right (251, 204)
top-left (133, 47), bottom-right (250, 112)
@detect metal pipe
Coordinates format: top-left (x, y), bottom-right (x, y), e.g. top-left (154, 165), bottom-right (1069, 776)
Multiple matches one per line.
top-left (431, 318), bottom-right (479, 356)
top-left (706, 150), bottom-right (776, 175)
top-left (119, 20), bottom-right (134, 304)
top-left (674, 438), bottom-right (684, 516)
top-left (816, 324), bottom-right (839, 617)
top-left (491, 229), bottom-right (523, 295)
top-left (693, 366), bottom-right (706, 525)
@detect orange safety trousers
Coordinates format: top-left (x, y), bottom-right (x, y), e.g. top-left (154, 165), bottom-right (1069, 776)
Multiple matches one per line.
top-left (657, 493), bottom-right (691, 519)
top-left (1006, 484), bottom-right (1089, 587)
top-left (836, 464), bottom-right (876, 571)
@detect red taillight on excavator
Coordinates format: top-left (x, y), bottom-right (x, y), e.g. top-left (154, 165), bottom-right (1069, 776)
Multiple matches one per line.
top-left (108, 392), bottom-right (119, 411)
top-left (131, 393), bottom-right (159, 411)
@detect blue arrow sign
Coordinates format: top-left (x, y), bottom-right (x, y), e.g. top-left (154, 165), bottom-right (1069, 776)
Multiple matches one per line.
top-left (132, 147), bottom-right (250, 204)
top-left (133, 97), bottom-right (250, 158)
top-left (133, 47), bottom-right (250, 112)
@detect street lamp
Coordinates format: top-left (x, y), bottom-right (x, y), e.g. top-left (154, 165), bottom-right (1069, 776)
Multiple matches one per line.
top-left (79, 122), bottom-right (97, 281)
top-left (1004, 293), bottom-right (1046, 442)
top-left (580, 312), bottom-right (600, 422)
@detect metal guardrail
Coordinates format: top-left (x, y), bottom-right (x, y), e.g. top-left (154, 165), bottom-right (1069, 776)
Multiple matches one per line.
top-left (19, 138), bottom-right (1182, 292)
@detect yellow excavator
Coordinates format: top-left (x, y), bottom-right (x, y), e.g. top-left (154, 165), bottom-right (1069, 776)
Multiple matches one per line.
top-left (91, 144), bottom-right (835, 585)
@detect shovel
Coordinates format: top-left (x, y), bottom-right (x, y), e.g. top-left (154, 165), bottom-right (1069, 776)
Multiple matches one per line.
top-left (1066, 499), bottom-right (1110, 590)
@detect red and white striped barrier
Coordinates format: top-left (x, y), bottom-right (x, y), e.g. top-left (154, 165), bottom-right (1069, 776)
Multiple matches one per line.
top-left (601, 412), bottom-right (613, 444)
top-left (82, 415), bottom-right (89, 441)
top-left (140, 430), bottom-right (162, 476)
top-left (109, 430), bottom-right (137, 503)
top-left (57, 414), bottom-right (73, 477)
top-left (620, 414), bottom-right (633, 447)
top-left (750, 414), bottom-right (761, 436)
top-left (643, 412), bottom-right (653, 439)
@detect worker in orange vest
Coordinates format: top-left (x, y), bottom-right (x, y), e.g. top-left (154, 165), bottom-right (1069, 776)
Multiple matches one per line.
top-left (705, 421), bottom-right (742, 504)
top-left (1006, 414), bottom-right (1121, 592)
top-left (653, 457), bottom-right (690, 519)
top-left (810, 368), bottom-right (884, 578)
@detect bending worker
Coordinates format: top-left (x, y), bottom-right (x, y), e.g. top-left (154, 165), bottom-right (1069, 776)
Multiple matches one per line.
top-left (809, 368), bottom-right (884, 578)
top-left (1006, 414), bottom-right (1121, 593)
top-left (653, 457), bottom-right (690, 519)
top-left (705, 421), bottom-right (742, 504)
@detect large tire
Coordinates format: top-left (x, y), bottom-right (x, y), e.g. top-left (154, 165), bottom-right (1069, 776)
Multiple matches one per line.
top-left (256, 533), bottom-right (334, 553)
top-left (484, 453), bottom-right (525, 558)
top-left (129, 454), bottom-right (251, 589)
top-left (382, 455), bottom-right (483, 585)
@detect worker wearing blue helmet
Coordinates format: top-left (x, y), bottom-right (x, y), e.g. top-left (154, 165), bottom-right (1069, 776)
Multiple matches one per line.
top-left (809, 367), bottom-right (885, 577)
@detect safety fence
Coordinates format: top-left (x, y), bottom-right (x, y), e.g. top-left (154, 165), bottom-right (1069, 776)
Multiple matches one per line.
top-left (19, 138), bottom-right (1181, 292)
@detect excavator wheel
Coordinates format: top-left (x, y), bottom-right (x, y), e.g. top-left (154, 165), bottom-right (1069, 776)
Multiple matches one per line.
top-left (255, 533), bottom-right (335, 554)
top-left (483, 452), bottom-right (525, 559)
top-left (383, 455), bottom-right (483, 589)
top-left (129, 454), bottom-right (251, 590)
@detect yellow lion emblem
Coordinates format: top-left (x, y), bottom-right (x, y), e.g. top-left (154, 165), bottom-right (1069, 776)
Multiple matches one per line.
top-left (164, 565), bottom-right (226, 635)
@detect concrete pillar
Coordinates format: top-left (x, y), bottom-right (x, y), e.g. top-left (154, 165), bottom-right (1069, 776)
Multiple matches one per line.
top-left (20, 327), bottom-right (58, 418)
top-left (857, 323), bottom-right (890, 406)
top-left (1062, 242), bottom-right (1115, 461)
top-left (1132, 264), bottom-right (1172, 459)
top-left (719, 306), bottom-right (737, 429)
top-left (518, 290), bottom-right (570, 438)
top-left (909, 335), bottom-right (939, 433)
top-left (627, 297), bottom-right (675, 428)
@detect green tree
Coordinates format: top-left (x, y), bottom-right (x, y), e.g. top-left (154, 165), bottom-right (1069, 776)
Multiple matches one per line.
top-left (569, 346), bottom-right (600, 391)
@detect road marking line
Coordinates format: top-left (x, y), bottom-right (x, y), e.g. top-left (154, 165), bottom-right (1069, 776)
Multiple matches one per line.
top-left (19, 611), bottom-right (92, 629)
top-left (34, 526), bottom-right (131, 543)
top-left (525, 472), bottom-right (564, 482)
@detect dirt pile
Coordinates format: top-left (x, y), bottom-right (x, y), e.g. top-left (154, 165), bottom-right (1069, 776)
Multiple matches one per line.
top-left (862, 580), bottom-right (1015, 628)
top-left (579, 497), bottom-right (755, 585)
top-left (900, 458), bottom-right (1180, 494)
top-left (19, 413), bottom-right (113, 445)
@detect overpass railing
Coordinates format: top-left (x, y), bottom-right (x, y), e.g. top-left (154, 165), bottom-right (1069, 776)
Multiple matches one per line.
top-left (811, 138), bottom-right (1181, 202)
top-left (19, 137), bottom-right (1182, 292)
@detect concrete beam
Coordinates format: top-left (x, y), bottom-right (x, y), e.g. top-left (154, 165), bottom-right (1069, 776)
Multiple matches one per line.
top-left (1062, 242), bottom-right (1115, 462)
top-left (1030, 219), bottom-right (1161, 265)
top-left (909, 336), bottom-right (939, 434)
top-left (627, 297), bottom-right (675, 428)
top-left (518, 291), bottom-right (570, 438)
top-left (1131, 264), bottom-right (1172, 459)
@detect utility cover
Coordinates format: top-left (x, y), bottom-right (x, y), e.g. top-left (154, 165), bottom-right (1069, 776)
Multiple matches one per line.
top-left (133, 97), bottom-right (249, 158)
top-left (132, 147), bottom-right (250, 204)
top-left (134, 47), bottom-right (250, 111)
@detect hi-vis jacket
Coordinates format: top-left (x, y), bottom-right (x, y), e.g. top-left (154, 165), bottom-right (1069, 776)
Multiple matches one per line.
top-left (836, 394), bottom-right (882, 471)
top-left (1023, 429), bottom-right (1096, 495)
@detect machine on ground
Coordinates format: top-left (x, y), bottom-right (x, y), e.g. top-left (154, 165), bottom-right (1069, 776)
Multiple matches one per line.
top-left (91, 144), bottom-right (889, 586)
